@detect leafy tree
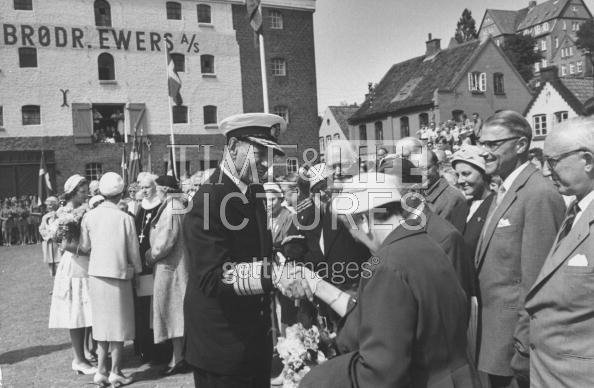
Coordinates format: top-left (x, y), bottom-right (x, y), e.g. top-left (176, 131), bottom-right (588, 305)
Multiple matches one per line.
top-left (576, 20), bottom-right (594, 53)
top-left (501, 34), bottom-right (543, 82)
top-left (454, 9), bottom-right (478, 43)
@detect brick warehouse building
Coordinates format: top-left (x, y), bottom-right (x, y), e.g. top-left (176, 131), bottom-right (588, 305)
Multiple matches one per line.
top-left (0, 0), bottom-right (318, 197)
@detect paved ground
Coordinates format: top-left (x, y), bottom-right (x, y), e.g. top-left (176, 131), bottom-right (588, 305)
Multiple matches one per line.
top-left (0, 245), bottom-right (194, 387)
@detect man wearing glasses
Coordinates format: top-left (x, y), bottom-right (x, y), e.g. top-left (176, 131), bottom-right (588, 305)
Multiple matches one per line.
top-left (525, 116), bottom-right (594, 387)
top-left (474, 111), bottom-right (565, 388)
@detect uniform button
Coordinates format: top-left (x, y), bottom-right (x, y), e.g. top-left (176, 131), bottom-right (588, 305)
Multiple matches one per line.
top-left (530, 344), bottom-right (535, 350)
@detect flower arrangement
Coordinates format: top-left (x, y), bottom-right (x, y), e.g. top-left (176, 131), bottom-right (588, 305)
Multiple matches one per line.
top-left (47, 204), bottom-right (89, 243)
top-left (275, 324), bottom-right (328, 388)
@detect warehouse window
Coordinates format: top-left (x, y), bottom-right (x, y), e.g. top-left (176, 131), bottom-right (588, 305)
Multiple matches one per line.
top-left (271, 58), bottom-right (286, 76)
top-left (200, 54), bottom-right (214, 74)
top-left (273, 105), bottom-right (289, 123)
top-left (92, 105), bottom-right (124, 143)
top-left (493, 73), bottom-right (505, 94)
top-left (97, 53), bottom-right (115, 80)
top-left (197, 4), bottom-right (211, 23)
top-left (172, 105), bottom-right (188, 124)
top-left (94, 0), bottom-right (112, 27)
top-left (14, 0), bottom-right (32, 10)
top-left (171, 53), bottom-right (185, 72)
top-left (269, 10), bottom-right (283, 29)
top-left (22, 105), bottom-right (41, 125)
top-left (85, 163), bottom-right (103, 181)
top-left (166, 2), bottom-right (182, 20)
top-left (18, 47), bottom-right (37, 68)
top-left (203, 105), bottom-right (217, 125)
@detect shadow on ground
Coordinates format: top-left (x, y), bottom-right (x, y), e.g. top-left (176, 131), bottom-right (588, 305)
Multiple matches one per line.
top-left (0, 343), bottom-right (71, 364)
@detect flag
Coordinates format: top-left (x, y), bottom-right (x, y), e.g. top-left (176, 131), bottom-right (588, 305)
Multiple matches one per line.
top-left (166, 147), bottom-right (178, 180)
top-left (37, 152), bottom-right (53, 206)
top-left (167, 52), bottom-right (182, 101)
top-left (128, 135), bottom-right (141, 184)
top-left (121, 143), bottom-right (128, 187)
top-left (246, 0), bottom-right (262, 33)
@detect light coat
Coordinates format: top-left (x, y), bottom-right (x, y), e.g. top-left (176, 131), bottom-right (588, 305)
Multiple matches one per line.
top-left (525, 198), bottom-right (594, 387)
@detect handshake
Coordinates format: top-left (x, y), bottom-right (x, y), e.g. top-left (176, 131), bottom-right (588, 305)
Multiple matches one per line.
top-left (272, 256), bottom-right (321, 302)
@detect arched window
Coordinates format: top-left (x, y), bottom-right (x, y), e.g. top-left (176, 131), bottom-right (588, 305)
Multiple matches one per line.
top-left (400, 116), bottom-right (409, 138)
top-left (97, 53), bottom-right (115, 80)
top-left (22, 105), bottom-right (41, 125)
top-left (94, 0), bottom-right (111, 27)
top-left (200, 54), bottom-right (214, 74)
top-left (170, 53), bottom-right (185, 72)
top-left (197, 4), bottom-right (211, 23)
top-left (374, 121), bottom-right (383, 141)
top-left (203, 105), bottom-right (217, 125)
top-left (166, 2), bottom-right (182, 20)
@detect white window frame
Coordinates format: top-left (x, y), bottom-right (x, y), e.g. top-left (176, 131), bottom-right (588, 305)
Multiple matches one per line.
top-left (535, 62), bottom-right (540, 72)
top-left (555, 37), bottom-right (559, 48)
top-left (569, 47), bottom-right (574, 56)
top-left (85, 162), bottom-right (103, 181)
top-left (555, 111), bottom-right (568, 123)
top-left (563, 21), bottom-right (567, 30)
top-left (543, 22), bottom-right (549, 31)
top-left (535, 25), bottom-right (541, 34)
top-left (319, 137), bottom-right (325, 153)
top-left (542, 59), bottom-right (548, 68)
top-left (269, 10), bottom-right (283, 29)
top-left (541, 39), bottom-right (546, 51)
top-left (468, 72), bottom-right (487, 92)
top-left (286, 158), bottom-right (298, 174)
top-left (533, 114), bottom-right (547, 136)
top-left (577, 61), bottom-right (583, 72)
top-left (561, 65), bottom-right (567, 75)
top-left (569, 63), bottom-right (575, 74)
top-left (273, 105), bottom-right (289, 123)
top-left (271, 58), bottom-right (286, 76)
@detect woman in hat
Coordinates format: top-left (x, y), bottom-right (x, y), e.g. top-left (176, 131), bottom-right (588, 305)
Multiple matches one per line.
top-left (144, 175), bottom-right (190, 376)
top-left (79, 172), bottom-right (142, 387)
top-left (39, 196), bottom-right (60, 276)
top-left (48, 174), bottom-right (96, 375)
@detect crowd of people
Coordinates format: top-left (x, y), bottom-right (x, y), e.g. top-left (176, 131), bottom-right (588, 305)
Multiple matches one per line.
top-left (0, 196), bottom-right (43, 246)
top-left (10, 110), bottom-right (593, 387)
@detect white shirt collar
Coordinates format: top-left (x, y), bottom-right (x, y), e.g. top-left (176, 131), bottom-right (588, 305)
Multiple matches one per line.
top-left (574, 190), bottom-right (594, 227)
top-left (141, 196), bottom-right (161, 210)
top-left (501, 162), bottom-right (530, 194)
top-left (221, 163), bottom-right (248, 194)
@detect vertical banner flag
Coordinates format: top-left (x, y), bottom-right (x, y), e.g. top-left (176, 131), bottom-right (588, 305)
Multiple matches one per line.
top-left (128, 135), bottom-right (141, 184)
top-left (37, 152), bottom-right (53, 206)
top-left (167, 52), bottom-right (182, 101)
top-left (246, 0), bottom-right (263, 34)
top-left (121, 143), bottom-right (128, 188)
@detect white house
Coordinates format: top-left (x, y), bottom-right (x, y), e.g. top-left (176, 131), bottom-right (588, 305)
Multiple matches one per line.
top-left (318, 105), bottom-right (356, 160)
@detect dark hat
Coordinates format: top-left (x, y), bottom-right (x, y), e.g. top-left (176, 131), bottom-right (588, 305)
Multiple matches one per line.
top-left (219, 113), bottom-right (287, 155)
top-left (155, 175), bottom-right (180, 192)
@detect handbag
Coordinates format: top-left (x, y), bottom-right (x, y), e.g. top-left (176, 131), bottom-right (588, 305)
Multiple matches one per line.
top-left (136, 274), bottom-right (154, 297)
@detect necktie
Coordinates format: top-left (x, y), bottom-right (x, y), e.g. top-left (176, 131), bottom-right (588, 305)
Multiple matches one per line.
top-left (556, 202), bottom-right (580, 246)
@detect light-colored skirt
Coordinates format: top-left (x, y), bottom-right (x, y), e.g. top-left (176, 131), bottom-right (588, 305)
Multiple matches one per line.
top-left (48, 252), bottom-right (92, 329)
top-left (89, 276), bottom-right (135, 342)
top-left (42, 240), bottom-right (60, 264)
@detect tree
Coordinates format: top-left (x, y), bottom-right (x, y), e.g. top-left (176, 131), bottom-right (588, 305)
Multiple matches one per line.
top-left (454, 9), bottom-right (478, 43)
top-left (576, 20), bottom-right (594, 53)
top-left (501, 34), bottom-right (543, 82)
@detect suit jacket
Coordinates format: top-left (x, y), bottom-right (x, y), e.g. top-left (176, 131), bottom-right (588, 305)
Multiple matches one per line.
top-left (301, 227), bottom-right (477, 388)
top-left (425, 177), bottom-right (469, 232)
top-left (525, 198), bottom-right (594, 387)
top-left (80, 201), bottom-right (142, 279)
top-left (183, 169), bottom-right (274, 376)
top-left (474, 164), bottom-right (565, 376)
top-left (462, 194), bottom-right (494, 265)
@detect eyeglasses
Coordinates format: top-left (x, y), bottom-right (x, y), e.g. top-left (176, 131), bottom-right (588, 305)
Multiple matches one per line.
top-left (478, 136), bottom-right (522, 151)
top-left (545, 148), bottom-right (590, 171)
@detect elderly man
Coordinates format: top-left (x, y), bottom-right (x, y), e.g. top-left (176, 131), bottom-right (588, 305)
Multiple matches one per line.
top-left (183, 113), bottom-right (311, 388)
top-left (475, 111), bottom-right (565, 387)
top-left (525, 117), bottom-right (594, 387)
top-left (300, 172), bottom-right (477, 387)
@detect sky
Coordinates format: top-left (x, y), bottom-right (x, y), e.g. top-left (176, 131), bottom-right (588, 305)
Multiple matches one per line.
top-left (313, 0), bottom-right (594, 114)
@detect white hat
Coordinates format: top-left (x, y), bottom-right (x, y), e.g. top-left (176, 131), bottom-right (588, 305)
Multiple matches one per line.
top-left (451, 144), bottom-right (487, 172)
top-left (64, 174), bottom-right (86, 195)
top-left (219, 113), bottom-right (287, 155)
top-left (332, 173), bottom-right (402, 215)
top-left (89, 195), bottom-right (105, 209)
top-left (99, 172), bottom-right (125, 197)
top-left (263, 182), bottom-right (282, 193)
top-left (308, 163), bottom-right (331, 190)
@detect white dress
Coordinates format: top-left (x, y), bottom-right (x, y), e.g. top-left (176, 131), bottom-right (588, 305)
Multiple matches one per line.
top-left (48, 250), bottom-right (92, 329)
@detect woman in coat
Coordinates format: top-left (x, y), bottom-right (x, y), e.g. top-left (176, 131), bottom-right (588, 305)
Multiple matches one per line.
top-left (79, 172), bottom-right (142, 387)
top-left (39, 196), bottom-right (60, 276)
top-left (145, 175), bottom-right (189, 376)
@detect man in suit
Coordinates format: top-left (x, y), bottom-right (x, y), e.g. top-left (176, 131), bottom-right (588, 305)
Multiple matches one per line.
top-left (474, 111), bottom-right (566, 387)
top-left (183, 113), bottom-right (311, 388)
top-left (422, 149), bottom-right (469, 232)
top-left (300, 172), bottom-right (478, 387)
top-left (525, 117), bottom-right (594, 386)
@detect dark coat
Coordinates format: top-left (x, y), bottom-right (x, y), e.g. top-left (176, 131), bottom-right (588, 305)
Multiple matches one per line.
top-left (301, 227), bottom-right (478, 388)
top-left (462, 194), bottom-right (494, 263)
top-left (474, 164), bottom-right (565, 377)
top-left (425, 176), bottom-right (469, 233)
top-left (183, 169), bottom-right (274, 376)
top-left (525, 199), bottom-right (594, 387)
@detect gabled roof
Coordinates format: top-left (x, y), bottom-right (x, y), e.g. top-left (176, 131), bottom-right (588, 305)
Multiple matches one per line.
top-left (517, 0), bottom-right (570, 30)
top-left (349, 40), bottom-right (483, 124)
top-left (486, 9), bottom-right (527, 34)
top-left (523, 75), bottom-right (594, 115)
top-left (328, 106), bottom-right (358, 134)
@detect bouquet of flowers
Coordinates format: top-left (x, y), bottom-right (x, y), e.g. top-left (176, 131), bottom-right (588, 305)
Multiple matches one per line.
top-left (275, 324), bottom-right (328, 388)
top-left (47, 204), bottom-right (89, 243)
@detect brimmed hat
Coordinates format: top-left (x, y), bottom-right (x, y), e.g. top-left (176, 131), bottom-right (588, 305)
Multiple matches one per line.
top-left (451, 145), bottom-right (486, 173)
top-left (332, 173), bottom-right (402, 215)
top-left (155, 175), bottom-right (181, 192)
top-left (99, 172), bottom-right (125, 197)
top-left (219, 113), bottom-right (287, 155)
top-left (64, 174), bottom-right (86, 195)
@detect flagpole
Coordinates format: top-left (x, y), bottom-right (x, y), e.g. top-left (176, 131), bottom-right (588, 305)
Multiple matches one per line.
top-left (164, 47), bottom-right (178, 179)
top-left (258, 5), bottom-right (269, 113)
